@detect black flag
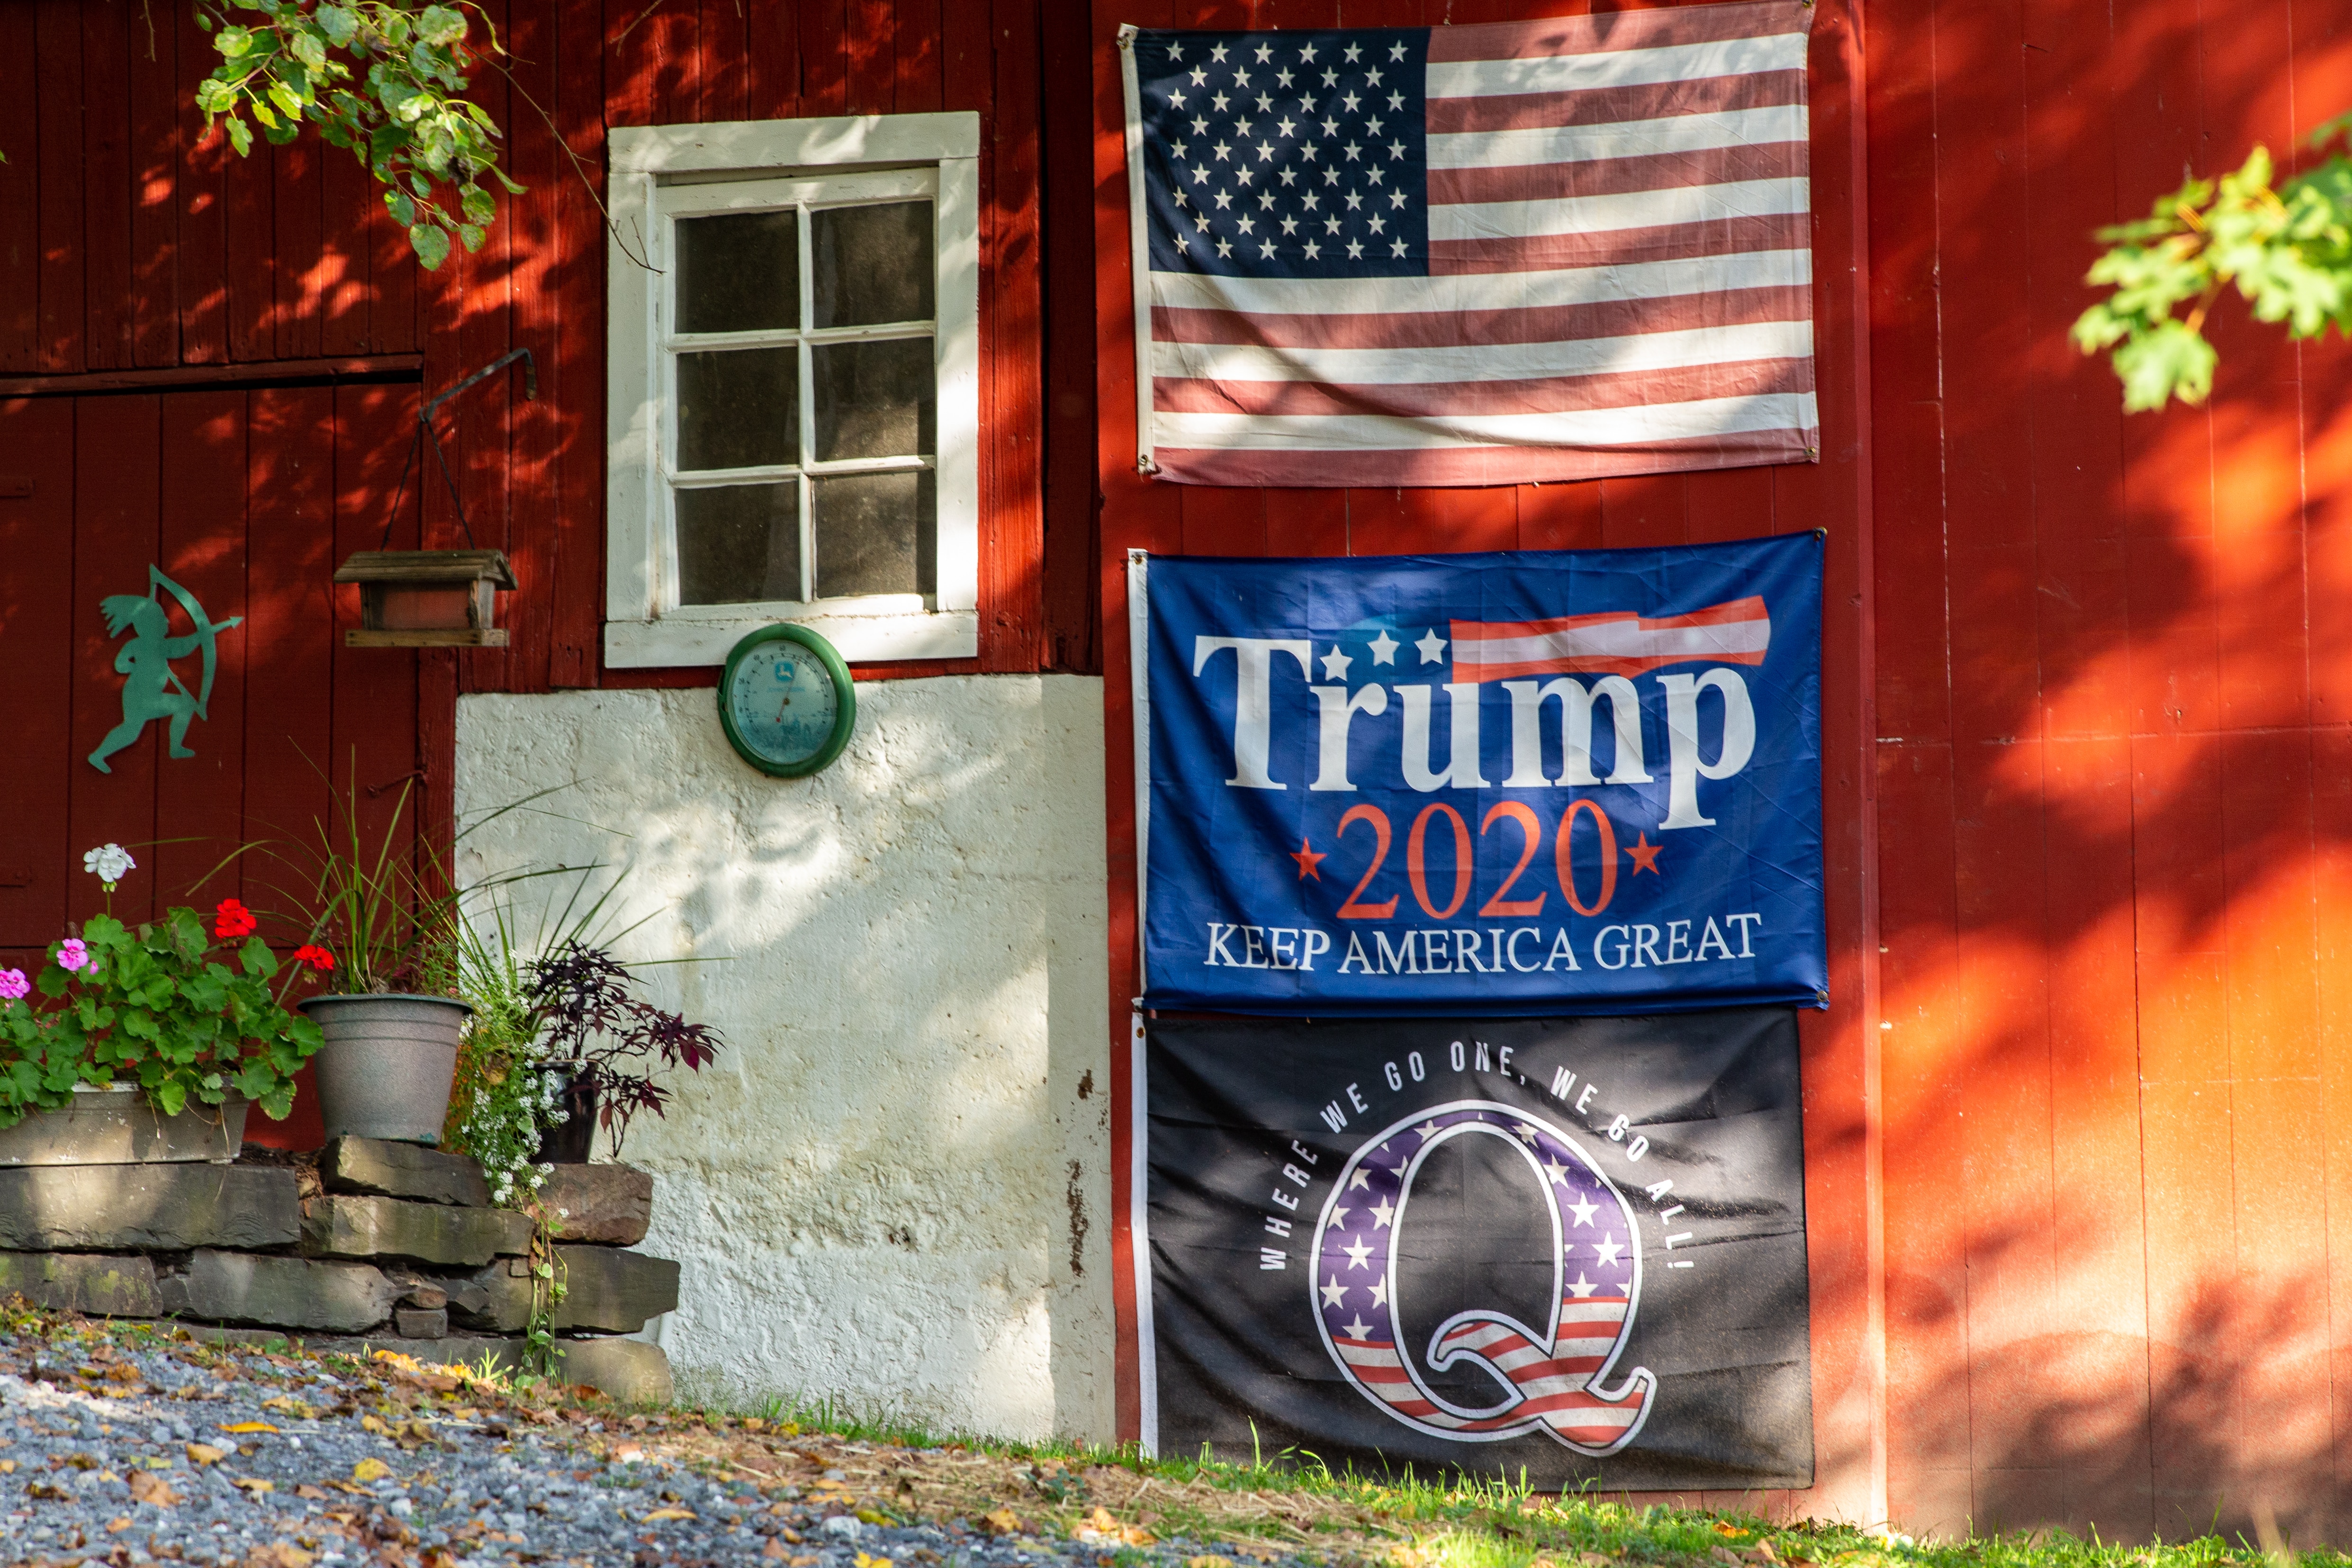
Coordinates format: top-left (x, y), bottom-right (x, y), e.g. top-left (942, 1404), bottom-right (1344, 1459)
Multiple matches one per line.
top-left (1141, 1009), bottom-right (1811, 1490)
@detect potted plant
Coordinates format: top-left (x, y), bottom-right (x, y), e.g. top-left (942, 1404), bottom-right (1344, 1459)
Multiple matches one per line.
top-left (288, 779), bottom-right (470, 1145)
top-left (528, 941), bottom-right (723, 1162)
top-left (0, 845), bottom-right (324, 1164)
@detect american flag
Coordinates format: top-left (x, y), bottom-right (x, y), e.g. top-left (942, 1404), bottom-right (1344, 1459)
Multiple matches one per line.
top-left (1449, 594), bottom-right (1773, 681)
top-left (1117, 3), bottom-right (1818, 487)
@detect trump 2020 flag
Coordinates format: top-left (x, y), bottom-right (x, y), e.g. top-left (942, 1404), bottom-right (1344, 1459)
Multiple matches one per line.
top-left (1117, 3), bottom-right (1819, 486)
top-left (1130, 532), bottom-right (1824, 1015)
top-left (1136, 1009), bottom-right (1813, 1488)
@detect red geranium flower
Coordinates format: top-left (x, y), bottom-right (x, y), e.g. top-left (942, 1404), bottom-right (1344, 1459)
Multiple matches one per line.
top-left (293, 945), bottom-right (335, 973)
top-left (213, 898), bottom-right (258, 940)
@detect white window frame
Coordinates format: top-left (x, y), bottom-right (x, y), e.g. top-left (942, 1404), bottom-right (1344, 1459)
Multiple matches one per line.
top-left (607, 114), bottom-right (981, 667)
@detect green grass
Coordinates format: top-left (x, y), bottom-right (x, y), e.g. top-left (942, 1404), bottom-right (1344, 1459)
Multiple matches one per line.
top-left (669, 1384), bottom-right (2343, 1568)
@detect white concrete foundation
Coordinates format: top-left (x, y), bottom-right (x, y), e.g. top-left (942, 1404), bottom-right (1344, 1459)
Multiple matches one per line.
top-left (454, 675), bottom-right (1113, 1442)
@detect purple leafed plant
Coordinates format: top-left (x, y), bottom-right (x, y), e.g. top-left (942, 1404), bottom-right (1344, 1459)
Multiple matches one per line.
top-left (526, 940), bottom-right (723, 1155)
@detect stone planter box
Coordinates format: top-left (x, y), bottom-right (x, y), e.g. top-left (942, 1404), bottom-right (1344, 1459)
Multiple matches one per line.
top-left (0, 1083), bottom-right (249, 1166)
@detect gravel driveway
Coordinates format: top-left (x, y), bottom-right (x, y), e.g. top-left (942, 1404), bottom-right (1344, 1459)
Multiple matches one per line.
top-left (0, 1317), bottom-right (1281, 1568)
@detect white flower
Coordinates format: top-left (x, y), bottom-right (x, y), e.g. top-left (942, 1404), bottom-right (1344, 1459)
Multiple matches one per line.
top-left (82, 844), bottom-right (135, 885)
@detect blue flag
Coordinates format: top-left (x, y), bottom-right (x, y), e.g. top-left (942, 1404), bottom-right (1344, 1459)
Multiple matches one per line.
top-left (1135, 534), bottom-right (1825, 1014)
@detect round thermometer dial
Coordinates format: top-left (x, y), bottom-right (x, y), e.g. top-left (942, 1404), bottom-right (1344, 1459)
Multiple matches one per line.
top-left (716, 623), bottom-right (856, 778)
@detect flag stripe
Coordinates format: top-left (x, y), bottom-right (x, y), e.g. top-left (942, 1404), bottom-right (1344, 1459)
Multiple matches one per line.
top-left (1426, 108), bottom-right (1807, 171)
top-left (1431, 179), bottom-right (1809, 242)
top-left (1155, 391), bottom-right (1816, 450)
top-left (1151, 284), bottom-right (1813, 352)
top-left (1153, 357), bottom-right (1813, 419)
top-left (1153, 320), bottom-right (1811, 385)
top-left (1426, 3), bottom-right (1815, 62)
top-left (1426, 70), bottom-right (1805, 135)
top-left (1428, 213), bottom-right (1810, 275)
top-left (1152, 428), bottom-right (1813, 487)
top-left (1426, 34), bottom-right (1808, 99)
top-left (1148, 248), bottom-right (1813, 316)
top-left (1430, 142), bottom-right (1804, 206)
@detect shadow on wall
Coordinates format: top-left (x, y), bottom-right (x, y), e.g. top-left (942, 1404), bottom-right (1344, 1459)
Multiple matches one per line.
top-left (450, 676), bottom-right (1114, 1443)
top-left (1871, 0), bottom-right (2352, 1543)
top-left (1890, 1264), bottom-right (2337, 1549)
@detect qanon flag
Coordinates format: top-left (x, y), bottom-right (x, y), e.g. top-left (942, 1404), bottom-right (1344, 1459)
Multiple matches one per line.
top-left (1137, 1009), bottom-right (1812, 1488)
top-left (1131, 532), bottom-right (1824, 1014)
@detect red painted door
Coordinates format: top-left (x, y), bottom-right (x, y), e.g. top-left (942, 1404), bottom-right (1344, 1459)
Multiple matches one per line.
top-left (0, 386), bottom-right (431, 1150)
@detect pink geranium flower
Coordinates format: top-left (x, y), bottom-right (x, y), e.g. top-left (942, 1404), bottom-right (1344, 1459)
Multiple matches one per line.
top-left (0, 968), bottom-right (27, 1002)
top-left (56, 938), bottom-right (90, 973)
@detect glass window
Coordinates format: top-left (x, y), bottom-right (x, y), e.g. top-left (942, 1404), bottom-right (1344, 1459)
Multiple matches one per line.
top-left (667, 193), bottom-right (937, 607)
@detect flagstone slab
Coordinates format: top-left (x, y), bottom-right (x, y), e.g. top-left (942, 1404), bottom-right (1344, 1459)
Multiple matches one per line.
top-left (300, 1193), bottom-right (531, 1266)
top-left (322, 1136), bottom-right (493, 1207)
top-left (540, 1163), bottom-right (654, 1245)
top-left (0, 1164), bottom-right (299, 1251)
top-left (160, 1250), bottom-right (404, 1333)
top-left (0, 1251), bottom-right (160, 1317)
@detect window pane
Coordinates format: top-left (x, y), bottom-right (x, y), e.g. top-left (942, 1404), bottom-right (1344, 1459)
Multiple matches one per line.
top-left (812, 338), bottom-right (934, 461)
top-left (813, 472), bottom-right (935, 599)
top-left (676, 348), bottom-right (799, 471)
top-left (675, 484), bottom-right (802, 604)
top-left (811, 203), bottom-right (934, 327)
top-left (675, 211), bottom-right (799, 333)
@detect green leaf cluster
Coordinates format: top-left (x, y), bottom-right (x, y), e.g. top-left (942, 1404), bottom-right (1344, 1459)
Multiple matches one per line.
top-left (0, 912), bottom-right (324, 1130)
top-left (2074, 113), bottom-right (2352, 410)
top-left (194, 0), bottom-right (524, 270)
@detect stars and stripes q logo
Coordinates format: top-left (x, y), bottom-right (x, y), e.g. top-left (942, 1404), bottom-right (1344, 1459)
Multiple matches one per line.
top-left (1308, 1099), bottom-right (1657, 1455)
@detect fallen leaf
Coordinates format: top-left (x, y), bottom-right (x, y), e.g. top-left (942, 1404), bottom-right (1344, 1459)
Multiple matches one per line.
top-left (979, 1508), bottom-right (1024, 1537)
top-left (852, 1553), bottom-right (895, 1568)
top-left (128, 1470), bottom-right (182, 1507)
top-left (221, 1421), bottom-right (280, 1434)
top-left (232, 1476), bottom-right (277, 1495)
top-left (855, 1508), bottom-right (895, 1527)
top-left (107, 1516), bottom-right (134, 1533)
top-left (1187, 1557), bottom-right (1236, 1568)
top-left (28, 1479), bottom-right (71, 1501)
top-left (99, 1469), bottom-right (123, 1483)
top-left (351, 1458), bottom-right (392, 1484)
top-left (186, 1443), bottom-right (228, 1466)
top-left (763, 1543), bottom-right (789, 1561)
top-left (360, 1415), bottom-right (392, 1436)
top-left (0, 1460), bottom-right (14, 1474)
top-left (296, 1485), bottom-right (333, 1501)
top-left (642, 1507), bottom-right (698, 1522)
top-left (256, 1543), bottom-right (315, 1568)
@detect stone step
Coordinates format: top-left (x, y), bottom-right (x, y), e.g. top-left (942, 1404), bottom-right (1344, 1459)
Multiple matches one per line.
top-left (540, 1163), bottom-right (653, 1245)
top-left (0, 1251), bottom-right (161, 1317)
top-left (158, 1250), bottom-right (404, 1334)
top-left (323, 1136), bottom-right (492, 1207)
top-left (0, 1165), bottom-right (298, 1252)
top-left (448, 1245), bottom-right (680, 1335)
top-left (299, 1194), bottom-right (531, 1267)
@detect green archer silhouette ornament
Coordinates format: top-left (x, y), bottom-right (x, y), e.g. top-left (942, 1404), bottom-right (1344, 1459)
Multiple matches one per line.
top-left (88, 566), bottom-right (243, 775)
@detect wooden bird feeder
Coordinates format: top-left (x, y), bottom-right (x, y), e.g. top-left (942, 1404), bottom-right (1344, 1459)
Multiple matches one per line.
top-left (338, 349), bottom-right (534, 650)
top-left (336, 548), bottom-right (516, 648)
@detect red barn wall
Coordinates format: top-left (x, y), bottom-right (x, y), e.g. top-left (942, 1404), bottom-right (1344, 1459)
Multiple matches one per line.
top-left (1087, 0), bottom-right (1886, 1524)
top-left (1865, 0), bottom-right (2352, 1542)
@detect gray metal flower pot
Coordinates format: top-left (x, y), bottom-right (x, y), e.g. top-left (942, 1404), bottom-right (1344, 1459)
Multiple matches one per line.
top-left (297, 993), bottom-right (471, 1145)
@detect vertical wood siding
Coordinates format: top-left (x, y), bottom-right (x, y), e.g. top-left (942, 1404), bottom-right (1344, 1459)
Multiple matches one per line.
top-left (0, 388), bottom-right (435, 1153)
top-left (1865, 0), bottom-right (2352, 1541)
top-left (1088, 0), bottom-right (1883, 1521)
top-left (0, 0), bottom-right (1098, 693)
